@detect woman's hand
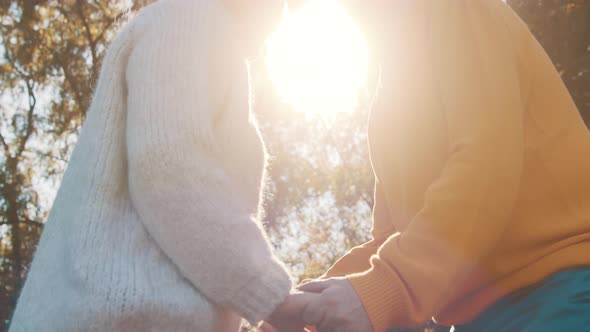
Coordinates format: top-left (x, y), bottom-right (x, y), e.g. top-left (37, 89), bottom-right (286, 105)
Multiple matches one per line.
top-left (262, 291), bottom-right (318, 332)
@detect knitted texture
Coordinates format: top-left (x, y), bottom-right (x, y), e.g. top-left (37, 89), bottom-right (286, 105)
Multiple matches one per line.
top-left (10, 1), bottom-right (292, 331)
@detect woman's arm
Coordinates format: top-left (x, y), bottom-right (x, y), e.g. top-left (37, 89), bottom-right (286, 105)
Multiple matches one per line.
top-left (125, 7), bottom-right (291, 324)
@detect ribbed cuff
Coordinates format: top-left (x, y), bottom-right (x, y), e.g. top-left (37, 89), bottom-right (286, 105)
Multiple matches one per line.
top-left (232, 258), bottom-right (292, 325)
top-left (347, 264), bottom-right (409, 332)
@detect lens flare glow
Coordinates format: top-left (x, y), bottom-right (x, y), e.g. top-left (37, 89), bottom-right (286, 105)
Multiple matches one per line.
top-left (266, 0), bottom-right (369, 115)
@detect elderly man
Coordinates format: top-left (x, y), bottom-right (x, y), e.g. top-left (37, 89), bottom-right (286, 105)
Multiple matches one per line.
top-left (267, 0), bottom-right (590, 331)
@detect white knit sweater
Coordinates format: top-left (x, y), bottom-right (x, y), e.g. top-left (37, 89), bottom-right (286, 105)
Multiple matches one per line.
top-left (10, 1), bottom-right (292, 331)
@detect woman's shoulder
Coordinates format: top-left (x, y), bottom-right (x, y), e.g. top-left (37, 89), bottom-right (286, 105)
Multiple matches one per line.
top-left (127, 0), bottom-right (231, 50)
top-left (130, 0), bottom-right (187, 37)
top-left (134, 0), bottom-right (186, 23)
top-left (133, 0), bottom-right (223, 31)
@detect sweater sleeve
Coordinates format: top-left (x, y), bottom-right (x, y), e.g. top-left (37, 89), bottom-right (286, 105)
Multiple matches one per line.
top-left (323, 182), bottom-right (397, 278)
top-left (125, 9), bottom-right (291, 324)
top-left (347, 1), bottom-right (524, 330)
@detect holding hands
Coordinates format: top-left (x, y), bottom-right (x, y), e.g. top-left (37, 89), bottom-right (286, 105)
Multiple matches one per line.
top-left (263, 291), bottom-right (317, 332)
top-left (262, 278), bottom-right (373, 332)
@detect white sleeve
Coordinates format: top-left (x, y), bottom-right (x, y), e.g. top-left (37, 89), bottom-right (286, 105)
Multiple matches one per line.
top-left (124, 11), bottom-right (291, 324)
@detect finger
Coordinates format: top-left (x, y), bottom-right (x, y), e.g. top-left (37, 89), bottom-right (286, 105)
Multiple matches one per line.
top-left (297, 279), bottom-right (333, 293)
top-left (288, 291), bottom-right (322, 311)
top-left (298, 278), bottom-right (314, 286)
top-left (302, 294), bottom-right (326, 327)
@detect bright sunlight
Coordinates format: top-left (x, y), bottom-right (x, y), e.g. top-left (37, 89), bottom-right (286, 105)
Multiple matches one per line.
top-left (266, 0), bottom-right (369, 115)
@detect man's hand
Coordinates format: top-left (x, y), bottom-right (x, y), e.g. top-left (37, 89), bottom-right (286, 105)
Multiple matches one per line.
top-left (297, 277), bottom-right (373, 332)
top-left (262, 291), bottom-right (318, 332)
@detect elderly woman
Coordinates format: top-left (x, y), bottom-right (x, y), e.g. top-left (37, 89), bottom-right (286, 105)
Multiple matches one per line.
top-left (10, 1), bottom-right (313, 331)
top-left (296, 0), bottom-right (590, 331)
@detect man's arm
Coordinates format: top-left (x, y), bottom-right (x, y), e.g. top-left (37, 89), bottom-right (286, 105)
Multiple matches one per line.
top-left (347, 1), bottom-right (524, 329)
top-left (302, 1), bottom-right (525, 331)
top-left (322, 182), bottom-right (397, 278)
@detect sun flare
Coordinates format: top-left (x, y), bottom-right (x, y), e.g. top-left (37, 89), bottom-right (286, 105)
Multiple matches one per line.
top-left (266, 0), bottom-right (369, 115)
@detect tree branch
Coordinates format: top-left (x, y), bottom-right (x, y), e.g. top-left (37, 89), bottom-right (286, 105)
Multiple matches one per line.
top-left (21, 218), bottom-right (44, 227)
top-left (0, 219), bottom-right (41, 228)
top-left (94, 10), bottom-right (128, 46)
top-left (3, 37), bottom-right (35, 159)
top-left (0, 132), bottom-right (10, 156)
top-left (3, 41), bottom-right (30, 80)
top-left (75, 2), bottom-right (98, 80)
top-left (57, 58), bottom-right (84, 107)
top-left (15, 79), bottom-right (36, 158)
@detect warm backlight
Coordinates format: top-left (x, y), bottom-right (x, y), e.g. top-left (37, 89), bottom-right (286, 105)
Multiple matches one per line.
top-left (266, 0), bottom-right (369, 115)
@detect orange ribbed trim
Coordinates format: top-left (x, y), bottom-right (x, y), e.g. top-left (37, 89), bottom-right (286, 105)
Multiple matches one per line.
top-left (347, 265), bottom-right (409, 332)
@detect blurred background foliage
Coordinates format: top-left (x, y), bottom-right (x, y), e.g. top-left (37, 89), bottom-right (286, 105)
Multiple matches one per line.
top-left (0, 0), bottom-right (588, 330)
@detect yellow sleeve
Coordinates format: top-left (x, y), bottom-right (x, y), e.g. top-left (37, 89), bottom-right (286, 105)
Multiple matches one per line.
top-left (347, 1), bottom-right (524, 330)
top-left (323, 182), bottom-right (397, 278)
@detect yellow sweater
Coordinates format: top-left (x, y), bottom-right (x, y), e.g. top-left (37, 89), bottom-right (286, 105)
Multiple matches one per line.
top-left (325, 1), bottom-right (590, 330)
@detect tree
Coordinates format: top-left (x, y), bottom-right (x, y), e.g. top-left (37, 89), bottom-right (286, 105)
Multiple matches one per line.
top-left (508, 0), bottom-right (590, 126)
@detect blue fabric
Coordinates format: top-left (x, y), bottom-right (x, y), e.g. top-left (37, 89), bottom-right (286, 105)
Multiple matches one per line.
top-left (453, 267), bottom-right (590, 332)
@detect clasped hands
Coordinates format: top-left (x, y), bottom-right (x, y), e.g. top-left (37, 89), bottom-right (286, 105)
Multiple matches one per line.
top-left (261, 277), bottom-right (373, 332)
